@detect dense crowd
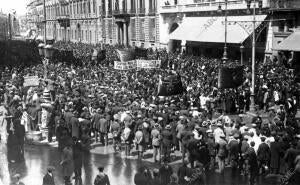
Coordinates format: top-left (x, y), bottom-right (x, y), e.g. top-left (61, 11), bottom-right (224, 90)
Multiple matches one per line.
top-left (1, 43), bottom-right (300, 185)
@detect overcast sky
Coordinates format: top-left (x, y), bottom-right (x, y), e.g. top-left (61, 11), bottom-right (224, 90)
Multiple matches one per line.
top-left (1, 0), bottom-right (27, 15)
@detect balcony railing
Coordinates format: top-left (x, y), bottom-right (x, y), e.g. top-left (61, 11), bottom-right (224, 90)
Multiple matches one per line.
top-left (270, 0), bottom-right (300, 10)
top-left (113, 9), bottom-right (129, 15)
top-left (160, 0), bottom-right (268, 13)
top-left (129, 9), bottom-right (137, 14)
top-left (107, 9), bottom-right (112, 16)
top-left (148, 8), bottom-right (156, 15)
top-left (138, 8), bottom-right (146, 15)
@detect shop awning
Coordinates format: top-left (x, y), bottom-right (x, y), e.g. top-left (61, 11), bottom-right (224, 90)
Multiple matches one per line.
top-left (273, 31), bottom-right (300, 51)
top-left (170, 15), bottom-right (267, 44)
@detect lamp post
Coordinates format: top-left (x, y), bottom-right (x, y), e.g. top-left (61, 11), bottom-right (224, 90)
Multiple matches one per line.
top-left (240, 45), bottom-right (244, 65)
top-left (38, 44), bottom-right (54, 79)
top-left (247, 0), bottom-right (262, 111)
top-left (218, 0), bottom-right (228, 62)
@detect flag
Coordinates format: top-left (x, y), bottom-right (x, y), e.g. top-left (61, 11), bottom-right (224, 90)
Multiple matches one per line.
top-left (218, 66), bottom-right (244, 89)
top-left (116, 49), bottom-right (136, 62)
top-left (157, 75), bottom-right (185, 96)
top-left (135, 47), bottom-right (148, 59)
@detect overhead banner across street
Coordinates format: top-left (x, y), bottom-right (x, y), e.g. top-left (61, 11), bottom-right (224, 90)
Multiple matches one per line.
top-left (114, 60), bottom-right (161, 70)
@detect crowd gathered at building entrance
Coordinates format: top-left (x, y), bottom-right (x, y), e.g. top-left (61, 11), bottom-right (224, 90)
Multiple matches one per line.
top-left (1, 43), bottom-right (300, 185)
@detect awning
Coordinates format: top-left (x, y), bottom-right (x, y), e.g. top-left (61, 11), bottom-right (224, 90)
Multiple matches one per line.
top-left (170, 15), bottom-right (267, 44)
top-left (273, 31), bottom-right (300, 51)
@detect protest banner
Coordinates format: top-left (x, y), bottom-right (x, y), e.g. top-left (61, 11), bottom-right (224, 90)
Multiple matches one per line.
top-left (114, 60), bottom-right (136, 70)
top-left (23, 76), bottom-right (40, 87)
top-left (136, 60), bottom-right (161, 69)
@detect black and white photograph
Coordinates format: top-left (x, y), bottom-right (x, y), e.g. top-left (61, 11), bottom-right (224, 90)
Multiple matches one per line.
top-left (0, 0), bottom-right (300, 185)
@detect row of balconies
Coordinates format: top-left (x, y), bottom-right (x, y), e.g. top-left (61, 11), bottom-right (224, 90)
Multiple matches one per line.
top-left (160, 0), bottom-right (300, 13)
top-left (103, 7), bottom-right (156, 16)
top-left (46, 13), bottom-right (98, 20)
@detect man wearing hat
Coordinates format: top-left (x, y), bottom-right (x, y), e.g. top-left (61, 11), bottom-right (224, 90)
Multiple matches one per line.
top-left (42, 166), bottom-right (56, 185)
top-left (151, 123), bottom-right (161, 163)
top-left (216, 133), bottom-right (227, 173)
top-left (161, 124), bottom-right (173, 162)
top-left (257, 136), bottom-right (271, 175)
top-left (60, 141), bottom-right (74, 185)
top-left (12, 174), bottom-right (25, 185)
top-left (94, 166), bottom-right (110, 185)
top-left (206, 130), bottom-right (216, 170)
top-left (180, 123), bottom-right (194, 163)
top-left (228, 133), bottom-right (240, 178)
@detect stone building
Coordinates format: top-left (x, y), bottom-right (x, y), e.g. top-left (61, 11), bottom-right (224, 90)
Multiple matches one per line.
top-left (0, 12), bottom-right (9, 40)
top-left (101, 0), bottom-right (158, 48)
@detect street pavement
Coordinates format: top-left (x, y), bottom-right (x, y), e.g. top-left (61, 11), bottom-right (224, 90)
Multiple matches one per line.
top-left (0, 143), bottom-right (283, 185)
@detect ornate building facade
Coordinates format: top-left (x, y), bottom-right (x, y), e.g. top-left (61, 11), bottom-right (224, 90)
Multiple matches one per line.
top-left (101, 0), bottom-right (158, 48)
top-left (27, 0), bottom-right (159, 47)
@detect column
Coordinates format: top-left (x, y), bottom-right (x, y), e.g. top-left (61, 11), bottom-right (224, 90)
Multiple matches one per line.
top-left (123, 22), bottom-right (128, 46)
top-left (284, 22), bottom-right (289, 32)
top-left (116, 23), bottom-right (120, 44)
top-left (120, 23), bottom-right (124, 45)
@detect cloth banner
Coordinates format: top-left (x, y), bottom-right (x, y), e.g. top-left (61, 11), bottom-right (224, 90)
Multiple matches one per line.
top-left (157, 75), bottom-right (185, 96)
top-left (23, 76), bottom-right (40, 87)
top-left (116, 49), bottom-right (136, 62)
top-left (135, 47), bottom-right (148, 58)
top-left (114, 61), bottom-right (136, 70)
top-left (136, 60), bottom-right (161, 69)
top-left (218, 66), bottom-right (244, 89)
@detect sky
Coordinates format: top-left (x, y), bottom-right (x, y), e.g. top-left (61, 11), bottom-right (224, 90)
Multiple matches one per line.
top-left (1, 0), bottom-right (28, 15)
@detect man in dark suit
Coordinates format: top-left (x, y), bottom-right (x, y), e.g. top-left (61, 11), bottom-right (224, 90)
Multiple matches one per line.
top-left (257, 137), bottom-right (271, 174)
top-left (246, 142), bottom-right (259, 185)
top-left (42, 166), bottom-right (55, 185)
top-left (161, 125), bottom-right (173, 161)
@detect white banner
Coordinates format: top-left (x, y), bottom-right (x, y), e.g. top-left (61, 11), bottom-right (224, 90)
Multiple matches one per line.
top-left (23, 76), bottom-right (40, 87)
top-left (114, 60), bottom-right (161, 70)
top-left (136, 60), bottom-right (161, 69)
top-left (114, 60), bottom-right (136, 70)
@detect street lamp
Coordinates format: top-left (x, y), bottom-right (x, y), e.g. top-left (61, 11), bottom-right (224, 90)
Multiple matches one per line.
top-left (44, 44), bottom-right (54, 59)
top-left (247, 0), bottom-right (263, 111)
top-left (38, 43), bottom-right (45, 56)
top-left (218, 0), bottom-right (228, 62)
top-left (240, 45), bottom-right (244, 65)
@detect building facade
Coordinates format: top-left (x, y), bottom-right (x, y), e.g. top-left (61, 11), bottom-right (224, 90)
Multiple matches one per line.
top-left (101, 0), bottom-right (158, 48)
top-left (27, 0), bottom-right (159, 47)
top-left (0, 12), bottom-right (9, 40)
top-left (158, 0), bottom-right (272, 60)
top-left (266, 0), bottom-right (300, 55)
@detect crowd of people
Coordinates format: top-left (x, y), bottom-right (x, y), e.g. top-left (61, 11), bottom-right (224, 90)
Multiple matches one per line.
top-left (1, 42), bottom-right (300, 185)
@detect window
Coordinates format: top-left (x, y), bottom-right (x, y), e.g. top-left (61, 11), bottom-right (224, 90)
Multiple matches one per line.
top-left (93, 0), bottom-right (97, 13)
top-left (139, 18), bottom-right (145, 40)
top-left (88, 1), bottom-right (91, 14)
top-left (149, 18), bottom-right (155, 41)
top-left (140, 0), bottom-right (144, 9)
top-left (108, 20), bottom-right (113, 39)
top-left (278, 20), bottom-right (285, 32)
top-left (131, 19), bottom-right (136, 40)
top-left (131, 0), bottom-right (136, 13)
top-left (102, 20), bottom-right (106, 38)
top-left (90, 30), bottom-right (92, 42)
